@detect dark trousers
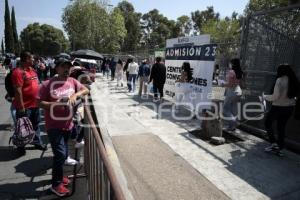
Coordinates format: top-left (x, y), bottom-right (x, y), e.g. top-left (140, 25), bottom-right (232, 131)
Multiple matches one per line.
top-left (265, 105), bottom-right (294, 149)
top-left (111, 67), bottom-right (116, 80)
top-left (153, 83), bottom-right (164, 99)
top-left (16, 107), bottom-right (43, 146)
top-left (48, 129), bottom-right (71, 187)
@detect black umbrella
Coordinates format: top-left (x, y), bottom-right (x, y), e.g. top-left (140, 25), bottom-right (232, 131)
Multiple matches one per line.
top-left (70, 49), bottom-right (103, 60)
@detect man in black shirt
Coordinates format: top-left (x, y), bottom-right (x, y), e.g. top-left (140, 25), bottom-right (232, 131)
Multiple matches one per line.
top-left (149, 57), bottom-right (166, 101)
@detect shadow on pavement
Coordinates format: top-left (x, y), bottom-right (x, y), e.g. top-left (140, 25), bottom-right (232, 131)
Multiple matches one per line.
top-left (15, 157), bottom-right (52, 178)
top-left (0, 179), bottom-right (50, 200)
top-left (180, 132), bottom-right (300, 200)
top-left (0, 146), bottom-right (23, 161)
top-left (0, 124), bottom-right (13, 131)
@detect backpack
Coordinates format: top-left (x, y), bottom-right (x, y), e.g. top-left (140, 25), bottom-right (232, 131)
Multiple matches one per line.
top-left (5, 70), bottom-right (15, 101)
top-left (9, 117), bottom-right (35, 147)
top-left (4, 69), bottom-right (26, 102)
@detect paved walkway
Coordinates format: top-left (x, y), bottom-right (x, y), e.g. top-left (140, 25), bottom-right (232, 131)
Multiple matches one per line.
top-left (91, 74), bottom-right (300, 200)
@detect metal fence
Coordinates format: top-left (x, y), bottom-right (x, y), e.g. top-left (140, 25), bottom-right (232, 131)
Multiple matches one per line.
top-left (240, 4), bottom-right (300, 134)
top-left (83, 97), bottom-right (126, 200)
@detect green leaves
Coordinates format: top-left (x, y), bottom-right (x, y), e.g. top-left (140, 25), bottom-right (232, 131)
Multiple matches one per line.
top-left (20, 23), bottom-right (68, 56)
top-left (62, 0), bottom-right (126, 54)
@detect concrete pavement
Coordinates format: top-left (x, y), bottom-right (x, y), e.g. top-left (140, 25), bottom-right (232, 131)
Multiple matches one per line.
top-left (91, 74), bottom-right (300, 200)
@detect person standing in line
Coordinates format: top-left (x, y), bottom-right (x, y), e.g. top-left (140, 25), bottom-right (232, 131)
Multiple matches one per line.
top-left (138, 59), bottom-right (151, 97)
top-left (110, 57), bottom-right (117, 81)
top-left (127, 58), bottom-right (139, 93)
top-left (116, 59), bottom-right (124, 87)
top-left (221, 58), bottom-right (243, 131)
top-left (38, 60), bottom-right (89, 196)
top-left (123, 58), bottom-right (131, 90)
top-left (264, 64), bottom-right (300, 156)
top-left (12, 51), bottom-right (47, 155)
top-left (149, 57), bottom-right (166, 102)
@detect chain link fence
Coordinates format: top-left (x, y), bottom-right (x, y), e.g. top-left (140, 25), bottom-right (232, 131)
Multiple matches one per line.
top-left (239, 4), bottom-right (300, 147)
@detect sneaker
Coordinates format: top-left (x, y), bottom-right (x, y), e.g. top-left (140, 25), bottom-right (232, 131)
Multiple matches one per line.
top-left (75, 141), bottom-right (85, 149)
top-left (51, 183), bottom-right (70, 197)
top-left (63, 176), bottom-right (70, 186)
top-left (64, 156), bottom-right (78, 166)
top-left (264, 143), bottom-right (279, 152)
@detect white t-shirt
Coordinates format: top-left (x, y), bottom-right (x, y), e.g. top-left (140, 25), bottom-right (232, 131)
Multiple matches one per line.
top-left (264, 76), bottom-right (296, 106)
top-left (127, 62), bottom-right (138, 75)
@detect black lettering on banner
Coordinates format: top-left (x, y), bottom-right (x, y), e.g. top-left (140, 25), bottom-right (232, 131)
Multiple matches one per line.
top-left (165, 44), bottom-right (217, 61)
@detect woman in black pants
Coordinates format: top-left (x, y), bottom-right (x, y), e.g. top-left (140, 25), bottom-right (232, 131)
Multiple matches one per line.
top-left (264, 64), bottom-right (299, 156)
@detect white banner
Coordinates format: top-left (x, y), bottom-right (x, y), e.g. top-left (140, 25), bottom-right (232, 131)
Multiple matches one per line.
top-left (164, 35), bottom-right (217, 112)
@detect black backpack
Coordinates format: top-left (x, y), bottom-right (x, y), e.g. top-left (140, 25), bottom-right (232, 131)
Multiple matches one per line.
top-left (5, 70), bottom-right (15, 102)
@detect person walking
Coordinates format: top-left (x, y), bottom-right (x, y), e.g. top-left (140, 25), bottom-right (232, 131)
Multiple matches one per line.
top-left (138, 59), bottom-right (151, 97)
top-left (149, 57), bottom-right (166, 102)
top-left (38, 59), bottom-right (89, 196)
top-left (116, 59), bottom-right (124, 87)
top-left (221, 58), bottom-right (243, 131)
top-left (127, 58), bottom-right (139, 93)
top-left (12, 51), bottom-right (47, 155)
top-left (264, 64), bottom-right (300, 156)
top-left (110, 57), bottom-right (117, 81)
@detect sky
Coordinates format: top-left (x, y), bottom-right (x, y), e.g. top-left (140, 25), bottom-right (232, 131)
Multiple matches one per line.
top-left (0, 0), bottom-right (249, 42)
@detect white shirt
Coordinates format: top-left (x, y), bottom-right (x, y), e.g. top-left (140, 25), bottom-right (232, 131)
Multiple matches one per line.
top-left (127, 62), bottom-right (138, 75)
top-left (264, 76), bottom-right (296, 106)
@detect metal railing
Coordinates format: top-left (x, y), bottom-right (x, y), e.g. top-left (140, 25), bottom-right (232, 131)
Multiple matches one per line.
top-left (83, 98), bottom-right (126, 200)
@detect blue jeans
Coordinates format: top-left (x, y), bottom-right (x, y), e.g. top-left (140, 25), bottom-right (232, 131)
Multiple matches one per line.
top-left (16, 107), bottom-right (43, 145)
top-left (128, 74), bottom-right (137, 92)
top-left (10, 103), bottom-right (16, 126)
top-left (48, 129), bottom-right (71, 187)
top-left (222, 88), bottom-right (241, 129)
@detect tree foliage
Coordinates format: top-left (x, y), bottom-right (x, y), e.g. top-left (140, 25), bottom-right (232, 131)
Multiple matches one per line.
top-left (117, 1), bottom-right (141, 52)
top-left (191, 6), bottom-right (220, 33)
top-left (20, 23), bottom-right (69, 56)
top-left (245, 0), bottom-right (293, 15)
top-left (62, 0), bottom-right (126, 54)
top-left (4, 0), bottom-right (14, 53)
top-left (1, 39), bottom-right (4, 55)
top-left (202, 17), bottom-right (241, 58)
top-left (11, 7), bottom-right (20, 54)
top-left (141, 9), bottom-right (177, 49)
top-left (176, 15), bottom-right (193, 36)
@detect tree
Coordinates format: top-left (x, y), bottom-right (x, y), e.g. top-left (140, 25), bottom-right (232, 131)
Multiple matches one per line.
top-left (202, 16), bottom-right (241, 58)
top-left (62, 0), bottom-right (126, 54)
top-left (20, 23), bottom-right (69, 55)
top-left (176, 15), bottom-right (193, 36)
top-left (245, 0), bottom-right (291, 15)
top-left (105, 8), bottom-right (127, 53)
top-left (191, 6), bottom-right (220, 34)
top-left (141, 9), bottom-right (176, 49)
top-left (1, 39), bottom-right (4, 55)
top-left (117, 1), bottom-right (141, 52)
top-left (4, 0), bottom-right (14, 53)
top-left (11, 6), bottom-right (19, 55)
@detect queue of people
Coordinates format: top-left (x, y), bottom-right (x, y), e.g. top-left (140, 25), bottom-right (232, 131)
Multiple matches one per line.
top-left (4, 51), bottom-right (90, 197)
top-left (3, 50), bottom-right (299, 197)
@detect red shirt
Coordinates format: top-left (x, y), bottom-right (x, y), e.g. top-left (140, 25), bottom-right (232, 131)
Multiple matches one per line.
top-left (12, 66), bottom-right (40, 109)
top-left (38, 77), bottom-right (84, 131)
